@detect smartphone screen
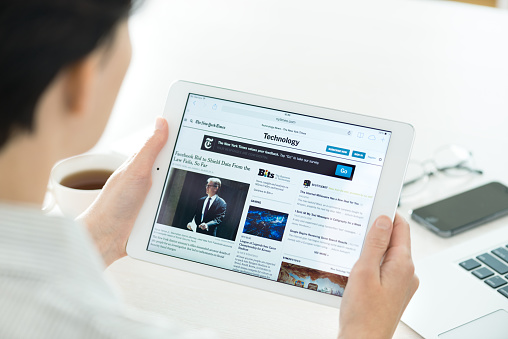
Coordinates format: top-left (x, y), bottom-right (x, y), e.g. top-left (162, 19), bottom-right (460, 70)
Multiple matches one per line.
top-left (411, 182), bottom-right (508, 237)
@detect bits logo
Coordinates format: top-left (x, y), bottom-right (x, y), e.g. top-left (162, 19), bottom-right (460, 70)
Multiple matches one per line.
top-left (303, 180), bottom-right (311, 187)
top-left (258, 169), bottom-right (275, 178)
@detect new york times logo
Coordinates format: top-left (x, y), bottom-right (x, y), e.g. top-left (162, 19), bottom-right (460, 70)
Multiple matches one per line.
top-left (203, 137), bottom-right (214, 149)
top-left (258, 169), bottom-right (275, 178)
top-left (263, 133), bottom-right (300, 147)
top-left (195, 120), bottom-right (225, 129)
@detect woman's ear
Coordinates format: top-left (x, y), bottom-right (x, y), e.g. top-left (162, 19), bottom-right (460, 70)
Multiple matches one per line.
top-left (61, 52), bottom-right (99, 117)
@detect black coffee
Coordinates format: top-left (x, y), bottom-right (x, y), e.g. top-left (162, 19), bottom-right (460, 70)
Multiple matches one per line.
top-left (60, 169), bottom-right (113, 190)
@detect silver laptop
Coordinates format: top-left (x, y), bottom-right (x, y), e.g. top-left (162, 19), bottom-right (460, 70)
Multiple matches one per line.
top-left (402, 225), bottom-right (508, 338)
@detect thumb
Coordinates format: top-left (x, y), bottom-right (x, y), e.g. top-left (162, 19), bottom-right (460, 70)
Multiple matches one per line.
top-left (132, 117), bottom-right (169, 168)
top-left (356, 215), bottom-right (393, 274)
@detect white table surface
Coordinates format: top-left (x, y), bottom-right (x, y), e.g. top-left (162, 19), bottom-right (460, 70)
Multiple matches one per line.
top-left (98, 0), bottom-right (508, 337)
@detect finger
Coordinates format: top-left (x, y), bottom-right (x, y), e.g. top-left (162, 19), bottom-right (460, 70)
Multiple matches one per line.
top-left (388, 214), bottom-right (411, 251)
top-left (356, 215), bottom-right (393, 273)
top-left (131, 117), bottom-right (169, 169)
top-left (383, 214), bottom-right (412, 264)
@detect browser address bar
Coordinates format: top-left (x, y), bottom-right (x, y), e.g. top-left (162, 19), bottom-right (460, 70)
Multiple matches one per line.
top-left (221, 105), bottom-right (351, 136)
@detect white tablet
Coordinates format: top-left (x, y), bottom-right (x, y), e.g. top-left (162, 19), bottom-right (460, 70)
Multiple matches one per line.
top-left (127, 81), bottom-right (414, 307)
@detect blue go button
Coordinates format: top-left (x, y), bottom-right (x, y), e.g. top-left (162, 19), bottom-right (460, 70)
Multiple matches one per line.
top-left (335, 164), bottom-right (353, 179)
top-left (352, 151), bottom-right (366, 159)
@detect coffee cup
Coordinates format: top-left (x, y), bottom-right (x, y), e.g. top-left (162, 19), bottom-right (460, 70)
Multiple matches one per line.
top-left (44, 153), bottom-right (126, 218)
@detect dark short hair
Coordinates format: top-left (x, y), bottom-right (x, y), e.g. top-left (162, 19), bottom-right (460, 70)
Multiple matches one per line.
top-left (0, 0), bottom-right (132, 149)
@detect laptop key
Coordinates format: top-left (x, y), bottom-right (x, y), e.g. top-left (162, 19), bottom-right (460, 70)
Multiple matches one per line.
top-left (459, 259), bottom-right (481, 271)
top-left (485, 276), bottom-right (507, 288)
top-left (476, 253), bottom-right (508, 274)
top-left (499, 286), bottom-right (508, 299)
top-left (492, 247), bottom-right (508, 264)
top-left (472, 267), bottom-right (494, 279)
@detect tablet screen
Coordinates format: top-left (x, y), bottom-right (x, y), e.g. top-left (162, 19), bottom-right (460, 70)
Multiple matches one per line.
top-left (147, 94), bottom-right (391, 297)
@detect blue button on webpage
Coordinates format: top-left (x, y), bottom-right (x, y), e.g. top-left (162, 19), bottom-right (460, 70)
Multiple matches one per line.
top-left (326, 146), bottom-right (350, 156)
top-left (335, 164), bottom-right (353, 178)
top-left (352, 151), bottom-right (366, 159)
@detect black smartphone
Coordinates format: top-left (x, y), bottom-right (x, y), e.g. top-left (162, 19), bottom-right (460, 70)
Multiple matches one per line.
top-left (411, 181), bottom-right (508, 237)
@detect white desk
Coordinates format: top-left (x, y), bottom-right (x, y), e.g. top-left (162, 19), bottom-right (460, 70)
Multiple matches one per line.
top-left (101, 0), bottom-right (508, 337)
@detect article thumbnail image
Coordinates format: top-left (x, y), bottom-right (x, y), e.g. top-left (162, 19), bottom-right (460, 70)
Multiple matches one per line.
top-left (277, 262), bottom-right (348, 296)
top-left (156, 168), bottom-right (249, 241)
top-left (242, 206), bottom-right (288, 242)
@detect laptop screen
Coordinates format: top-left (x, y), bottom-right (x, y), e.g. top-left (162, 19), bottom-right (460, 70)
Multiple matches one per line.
top-left (146, 93), bottom-right (391, 297)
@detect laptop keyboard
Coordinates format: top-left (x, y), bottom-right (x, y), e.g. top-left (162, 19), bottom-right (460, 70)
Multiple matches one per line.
top-left (459, 244), bottom-right (508, 299)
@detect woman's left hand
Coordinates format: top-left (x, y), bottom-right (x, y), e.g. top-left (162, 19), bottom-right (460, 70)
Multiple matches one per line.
top-left (78, 117), bottom-right (168, 266)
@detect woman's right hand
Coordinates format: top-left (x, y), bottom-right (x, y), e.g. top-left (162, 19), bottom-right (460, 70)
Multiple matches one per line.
top-left (338, 214), bottom-right (419, 339)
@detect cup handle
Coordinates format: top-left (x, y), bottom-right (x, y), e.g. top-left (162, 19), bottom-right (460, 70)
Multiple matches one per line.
top-left (42, 181), bottom-right (56, 214)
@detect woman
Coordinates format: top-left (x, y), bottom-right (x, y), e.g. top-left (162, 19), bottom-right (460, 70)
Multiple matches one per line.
top-left (0, 1), bottom-right (418, 338)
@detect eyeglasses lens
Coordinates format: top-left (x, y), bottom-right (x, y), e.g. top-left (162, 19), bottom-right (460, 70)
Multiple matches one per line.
top-left (402, 161), bottom-right (428, 196)
top-left (433, 145), bottom-right (474, 176)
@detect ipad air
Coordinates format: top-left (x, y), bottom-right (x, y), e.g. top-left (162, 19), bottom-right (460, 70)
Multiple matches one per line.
top-left (127, 81), bottom-right (414, 307)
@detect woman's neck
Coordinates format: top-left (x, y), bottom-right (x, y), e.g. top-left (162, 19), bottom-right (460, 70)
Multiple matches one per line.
top-left (0, 134), bottom-right (56, 206)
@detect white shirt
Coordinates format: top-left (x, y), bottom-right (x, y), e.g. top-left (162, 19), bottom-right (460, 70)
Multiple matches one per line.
top-left (0, 204), bottom-right (218, 339)
top-left (200, 195), bottom-right (217, 223)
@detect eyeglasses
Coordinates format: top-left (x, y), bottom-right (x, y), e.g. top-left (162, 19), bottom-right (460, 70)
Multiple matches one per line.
top-left (205, 184), bottom-right (218, 188)
top-left (401, 145), bottom-right (483, 198)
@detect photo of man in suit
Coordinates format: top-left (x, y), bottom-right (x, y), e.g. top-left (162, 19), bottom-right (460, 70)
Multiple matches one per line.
top-left (187, 178), bottom-right (227, 236)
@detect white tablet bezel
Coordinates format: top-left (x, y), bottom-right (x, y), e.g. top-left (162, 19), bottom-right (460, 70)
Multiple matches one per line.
top-left (127, 80), bottom-right (414, 308)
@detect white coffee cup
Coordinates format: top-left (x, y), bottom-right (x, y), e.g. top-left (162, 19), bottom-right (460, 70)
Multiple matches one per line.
top-left (45, 153), bottom-right (126, 218)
